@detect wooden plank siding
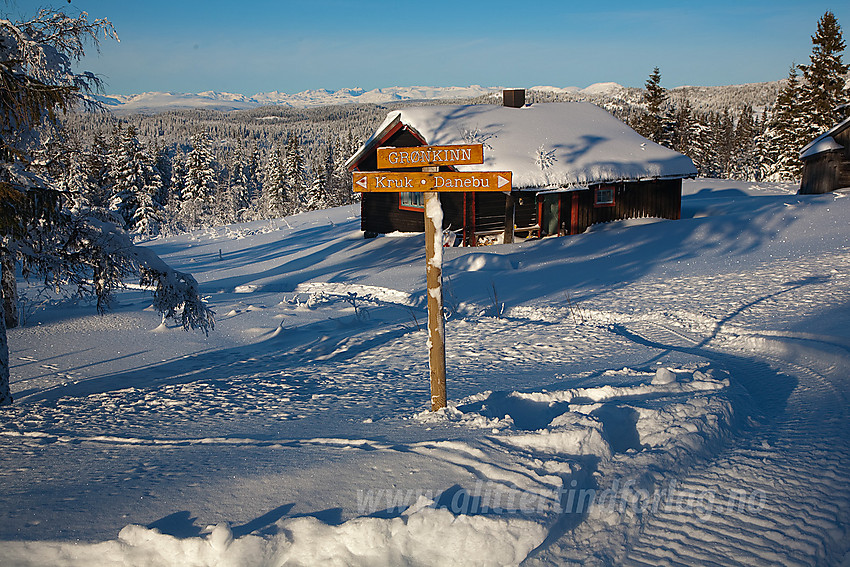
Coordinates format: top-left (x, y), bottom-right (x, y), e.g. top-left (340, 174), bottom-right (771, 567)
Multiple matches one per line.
top-left (564, 180), bottom-right (682, 235)
top-left (361, 192), bottom-right (465, 235)
top-left (800, 124), bottom-right (850, 194)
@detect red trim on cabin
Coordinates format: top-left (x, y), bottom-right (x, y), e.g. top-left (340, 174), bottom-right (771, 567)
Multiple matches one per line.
top-left (557, 196), bottom-right (564, 236)
top-left (537, 199), bottom-right (543, 236)
top-left (351, 122), bottom-right (406, 172)
top-left (570, 193), bottom-right (579, 235)
top-left (398, 192), bottom-right (425, 212)
top-left (593, 185), bottom-right (616, 207)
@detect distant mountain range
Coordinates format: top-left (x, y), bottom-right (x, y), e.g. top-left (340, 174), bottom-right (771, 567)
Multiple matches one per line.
top-left (94, 83), bottom-right (630, 114)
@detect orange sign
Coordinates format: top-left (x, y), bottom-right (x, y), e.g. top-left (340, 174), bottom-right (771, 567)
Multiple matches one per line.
top-left (376, 144), bottom-right (484, 169)
top-left (353, 171), bottom-right (512, 193)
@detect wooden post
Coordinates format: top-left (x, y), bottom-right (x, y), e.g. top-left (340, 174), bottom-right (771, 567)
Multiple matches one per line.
top-left (504, 192), bottom-right (515, 244)
top-left (352, 146), bottom-right (511, 414)
top-left (423, 167), bottom-right (447, 411)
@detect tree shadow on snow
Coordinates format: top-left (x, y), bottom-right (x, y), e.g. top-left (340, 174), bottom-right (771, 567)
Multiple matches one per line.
top-left (148, 503), bottom-right (305, 539)
top-left (439, 190), bottom-right (811, 310)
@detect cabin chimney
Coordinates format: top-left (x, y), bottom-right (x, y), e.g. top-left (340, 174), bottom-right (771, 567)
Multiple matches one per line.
top-left (503, 88), bottom-right (525, 108)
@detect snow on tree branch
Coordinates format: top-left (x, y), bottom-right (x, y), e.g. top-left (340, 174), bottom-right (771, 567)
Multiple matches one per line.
top-left (0, 10), bottom-right (117, 131)
top-left (9, 210), bottom-right (214, 335)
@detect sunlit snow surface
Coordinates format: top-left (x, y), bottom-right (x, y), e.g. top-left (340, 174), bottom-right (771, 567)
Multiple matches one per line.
top-left (2, 180), bottom-right (850, 566)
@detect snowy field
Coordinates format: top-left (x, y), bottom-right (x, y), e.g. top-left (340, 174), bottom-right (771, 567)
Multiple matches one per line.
top-left (1, 179), bottom-right (850, 566)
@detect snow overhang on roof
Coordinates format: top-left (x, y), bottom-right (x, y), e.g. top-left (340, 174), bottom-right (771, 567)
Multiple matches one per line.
top-left (800, 136), bottom-right (844, 160)
top-left (799, 116), bottom-right (850, 160)
top-left (346, 102), bottom-right (698, 188)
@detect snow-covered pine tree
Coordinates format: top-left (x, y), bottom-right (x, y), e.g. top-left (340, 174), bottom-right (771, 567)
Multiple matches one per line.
top-left (759, 65), bottom-right (806, 181)
top-left (262, 143), bottom-right (286, 218)
top-left (639, 67), bottom-right (666, 143)
top-left (303, 159), bottom-right (329, 211)
top-left (728, 105), bottom-right (760, 181)
top-left (0, 8), bottom-right (213, 406)
top-left (166, 150), bottom-right (187, 232)
top-left (323, 140), bottom-right (338, 206)
top-left (233, 164), bottom-right (253, 223)
top-left (672, 99), bottom-right (695, 158)
top-left (247, 144), bottom-right (262, 208)
top-left (132, 176), bottom-right (164, 238)
top-left (59, 140), bottom-right (95, 213)
top-left (152, 142), bottom-right (172, 209)
top-left (130, 142), bottom-right (165, 238)
top-left (86, 133), bottom-right (112, 209)
top-left (283, 132), bottom-right (305, 214)
top-left (180, 132), bottom-right (217, 228)
top-left (659, 103), bottom-right (678, 149)
top-left (330, 131), bottom-right (358, 206)
top-left (716, 109), bottom-right (736, 178)
top-left (798, 11), bottom-right (849, 140)
top-left (107, 124), bottom-right (140, 228)
top-left (221, 149), bottom-right (252, 223)
top-left (691, 112), bottom-right (714, 178)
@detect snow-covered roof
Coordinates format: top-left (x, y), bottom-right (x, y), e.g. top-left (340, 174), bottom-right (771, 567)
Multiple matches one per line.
top-left (800, 135), bottom-right (844, 160)
top-left (800, 116), bottom-right (850, 160)
top-left (346, 102), bottom-right (697, 189)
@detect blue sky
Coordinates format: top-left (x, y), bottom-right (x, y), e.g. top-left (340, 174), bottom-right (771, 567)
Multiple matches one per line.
top-left (16, 1), bottom-right (848, 95)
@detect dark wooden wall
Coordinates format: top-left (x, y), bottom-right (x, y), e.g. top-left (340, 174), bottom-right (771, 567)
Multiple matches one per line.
top-left (543, 179), bottom-right (682, 236)
top-left (799, 125), bottom-right (850, 194)
top-left (361, 193), bottom-right (465, 235)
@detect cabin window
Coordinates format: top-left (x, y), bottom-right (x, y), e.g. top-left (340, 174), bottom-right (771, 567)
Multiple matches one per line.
top-left (594, 186), bottom-right (615, 207)
top-left (399, 192), bottom-right (425, 211)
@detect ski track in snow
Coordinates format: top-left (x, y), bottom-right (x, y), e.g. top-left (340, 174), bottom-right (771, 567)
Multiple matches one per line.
top-left (613, 324), bottom-right (850, 567)
top-left (2, 183), bottom-right (850, 565)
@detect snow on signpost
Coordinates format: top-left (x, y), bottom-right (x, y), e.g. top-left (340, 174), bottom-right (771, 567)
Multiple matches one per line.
top-left (354, 144), bottom-right (511, 411)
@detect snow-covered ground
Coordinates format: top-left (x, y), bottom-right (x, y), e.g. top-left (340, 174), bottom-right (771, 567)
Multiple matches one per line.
top-left (2, 179), bottom-right (850, 566)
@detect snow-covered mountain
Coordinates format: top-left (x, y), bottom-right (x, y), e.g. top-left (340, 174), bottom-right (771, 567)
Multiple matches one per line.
top-left (94, 83), bottom-right (627, 114)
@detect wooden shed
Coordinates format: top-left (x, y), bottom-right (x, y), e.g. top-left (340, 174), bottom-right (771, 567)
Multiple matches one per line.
top-left (346, 92), bottom-right (697, 245)
top-left (799, 115), bottom-right (850, 194)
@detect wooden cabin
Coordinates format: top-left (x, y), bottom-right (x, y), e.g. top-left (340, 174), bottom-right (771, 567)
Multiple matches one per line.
top-left (346, 90), bottom-right (697, 245)
top-left (799, 116), bottom-right (850, 194)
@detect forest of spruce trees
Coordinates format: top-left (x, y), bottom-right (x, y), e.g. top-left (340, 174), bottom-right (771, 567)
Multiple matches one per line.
top-left (51, 11), bottom-right (849, 240)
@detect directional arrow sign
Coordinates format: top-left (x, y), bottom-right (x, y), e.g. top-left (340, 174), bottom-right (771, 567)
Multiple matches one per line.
top-left (353, 171), bottom-right (512, 192)
top-left (376, 144), bottom-right (484, 169)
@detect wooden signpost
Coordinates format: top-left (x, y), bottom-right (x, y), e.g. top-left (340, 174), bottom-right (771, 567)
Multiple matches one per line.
top-left (354, 144), bottom-right (511, 411)
top-left (353, 171), bottom-right (512, 193)
top-left (376, 144), bottom-right (485, 169)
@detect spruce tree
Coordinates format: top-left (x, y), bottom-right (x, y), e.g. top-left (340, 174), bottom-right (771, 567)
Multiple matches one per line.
top-left (59, 141), bottom-right (96, 213)
top-left (87, 134), bottom-right (112, 209)
top-left (107, 125), bottom-right (140, 229)
top-left (283, 133), bottom-right (304, 214)
top-left (0, 8), bottom-right (212, 406)
top-left (640, 67), bottom-right (666, 143)
top-left (760, 65), bottom-right (806, 181)
top-left (181, 133), bottom-right (217, 228)
top-left (262, 144), bottom-right (286, 218)
top-left (729, 105), bottom-right (759, 181)
top-left (304, 160), bottom-right (329, 211)
top-left (798, 11), bottom-right (849, 139)
top-left (673, 99), bottom-right (695, 158)
top-left (130, 142), bottom-right (165, 238)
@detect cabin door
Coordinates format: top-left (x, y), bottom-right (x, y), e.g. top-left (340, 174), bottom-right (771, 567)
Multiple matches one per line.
top-left (541, 194), bottom-right (560, 236)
